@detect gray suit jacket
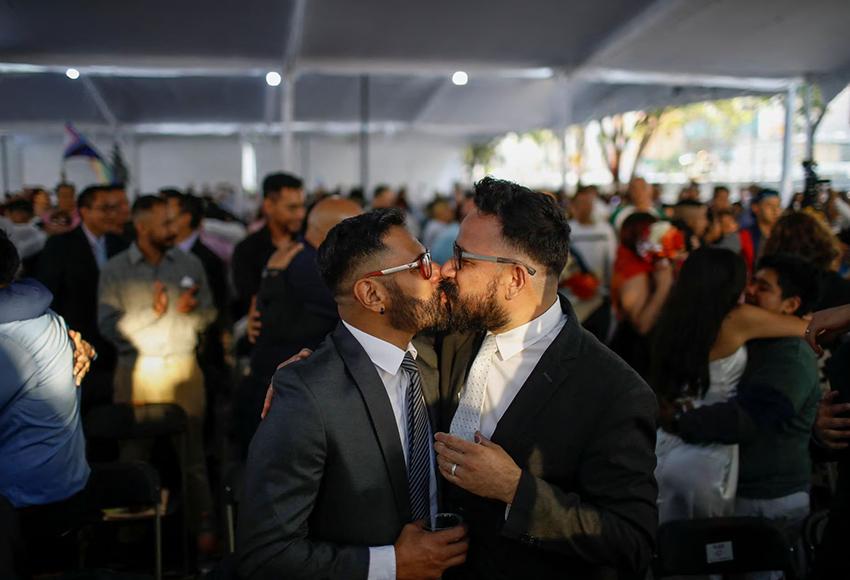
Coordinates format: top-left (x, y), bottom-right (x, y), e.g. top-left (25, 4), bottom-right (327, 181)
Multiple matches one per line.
top-left (237, 322), bottom-right (440, 579)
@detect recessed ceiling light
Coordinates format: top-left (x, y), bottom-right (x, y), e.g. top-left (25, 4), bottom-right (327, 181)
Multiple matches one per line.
top-left (452, 71), bottom-right (468, 86)
top-left (266, 71), bottom-right (282, 87)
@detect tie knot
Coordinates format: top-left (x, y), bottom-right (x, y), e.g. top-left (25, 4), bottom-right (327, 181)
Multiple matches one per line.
top-left (401, 352), bottom-right (419, 375)
top-left (480, 334), bottom-right (499, 358)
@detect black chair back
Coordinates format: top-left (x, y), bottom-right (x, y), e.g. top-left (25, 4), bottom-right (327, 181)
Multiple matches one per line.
top-left (654, 517), bottom-right (798, 579)
top-left (84, 403), bottom-right (188, 440)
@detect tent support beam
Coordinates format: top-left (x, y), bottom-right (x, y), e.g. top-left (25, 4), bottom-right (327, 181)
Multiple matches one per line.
top-left (780, 81), bottom-right (800, 204)
top-left (359, 75), bottom-right (370, 194)
top-left (280, 69), bottom-right (296, 170)
top-left (81, 76), bottom-right (118, 131)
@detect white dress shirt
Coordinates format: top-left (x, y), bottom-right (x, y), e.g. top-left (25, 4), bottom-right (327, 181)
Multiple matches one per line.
top-left (477, 299), bottom-right (567, 439)
top-left (81, 223), bottom-right (108, 268)
top-left (342, 321), bottom-right (438, 580)
top-left (177, 230), bottom-right (200, 254)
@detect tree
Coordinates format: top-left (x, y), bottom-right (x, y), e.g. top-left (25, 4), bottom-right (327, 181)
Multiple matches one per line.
top-left (596, 109), bottom-right (664, 191)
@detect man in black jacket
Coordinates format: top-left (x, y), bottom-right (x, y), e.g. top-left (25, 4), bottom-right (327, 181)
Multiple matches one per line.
top-left (36, 185), bottom-right (128, 411)
top-left (234, 196), bottom-right (361, 457)
top-left (434, 178), bottom-right (658, 579)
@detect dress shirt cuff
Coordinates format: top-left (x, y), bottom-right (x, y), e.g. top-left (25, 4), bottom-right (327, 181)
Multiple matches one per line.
top-left (367, 545), bottom-right (396, 580)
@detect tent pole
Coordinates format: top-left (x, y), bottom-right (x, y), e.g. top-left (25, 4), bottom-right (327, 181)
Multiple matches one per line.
top-left (281, 69), bottom-right (296, 171)
top-left (360, 75), bottom-right (370, 195)
top-left (803, 82), bottom-right (814, 161)
top-left (557, 73), bottom-right (574, 193)
top-left (780, 82), bottom-right (798, 205)
top-left (1, 136), bottom-right (8, 195)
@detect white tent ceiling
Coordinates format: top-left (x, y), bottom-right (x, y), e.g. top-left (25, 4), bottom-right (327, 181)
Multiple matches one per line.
top-left (0, 0), bottom-right (848, 138)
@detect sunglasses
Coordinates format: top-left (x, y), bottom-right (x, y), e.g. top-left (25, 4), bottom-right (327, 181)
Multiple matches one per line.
top-left (453, 242), bottom-right (536, 276)
top-left (364, 250), bottom-right (433, 280)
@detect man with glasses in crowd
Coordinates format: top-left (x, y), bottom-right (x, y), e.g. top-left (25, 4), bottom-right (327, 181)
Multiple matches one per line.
top-left (36, 184), bottom-right (128, 412)
top-left (257, 179), bottom-right (658, 579)
top-left (238, 208), bottom-right (469, 580)
top-left (434, 177), bottom-right (657, 579)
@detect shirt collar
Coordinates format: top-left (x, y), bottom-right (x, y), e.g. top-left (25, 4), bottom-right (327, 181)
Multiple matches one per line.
top-left (177, 230), bottom-right (200, 253)
top-left (81, 223), bottom-right (103, 246)
top-left (129, 243), bottom-right (177, 265)
top-left (489, 298), bottom-right (564, 361)
top-left (342, 321), bottom-right (417, 376)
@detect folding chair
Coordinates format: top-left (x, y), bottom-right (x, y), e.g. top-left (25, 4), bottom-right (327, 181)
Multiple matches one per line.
top-left (653, 517), bottom-right (799, 579)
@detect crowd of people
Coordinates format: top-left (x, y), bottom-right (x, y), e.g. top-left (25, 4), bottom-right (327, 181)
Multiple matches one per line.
top-left (2, 171), bottom-right (850, 579)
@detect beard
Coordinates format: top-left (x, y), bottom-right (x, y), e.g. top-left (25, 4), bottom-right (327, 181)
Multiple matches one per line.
top-left (439, 278), bottom-right (509, 333)
top-left (384, 279), bottom-right (450, 334)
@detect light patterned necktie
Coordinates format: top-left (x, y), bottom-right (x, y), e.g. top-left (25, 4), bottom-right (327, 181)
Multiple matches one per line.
top-left (450, 334), bottom-right (499, 441)
top-left (401, 352), bottom-right (431, 521)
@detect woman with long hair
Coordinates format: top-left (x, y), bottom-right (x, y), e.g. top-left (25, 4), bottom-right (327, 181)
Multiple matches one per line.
top-left (651, 247), bottom-right (808, 522)
top-left (609, 212), bottom-right (674, 378)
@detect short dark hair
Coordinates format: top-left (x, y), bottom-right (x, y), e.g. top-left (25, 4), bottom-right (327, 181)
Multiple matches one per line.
top-left (674, 199), bottom-right (705, 209)
top-left (754, 188), bottom-right (780, 204)
top-left (712, 185), bottom-right (730, 197)
top-left (756, 253), bottom-right (821, 316)
top-left (472, 177), bottom-right (571, 277)
top-left (78, 185), bottom-right (107, 210)
top-left (162, 190), bottom-right (203, 229)
top-left (619, 212), bottom-right (658, 253)
top-left (262, 172), bottom-right (303, 199)
top-left (317, 208), bottom-right (406, 296)
top-left (5, 198), bottom-right (33, 216)
top-left (0, 230), bottom-right (20, 286)
top-left (132, 195), bottom-right (166, 219)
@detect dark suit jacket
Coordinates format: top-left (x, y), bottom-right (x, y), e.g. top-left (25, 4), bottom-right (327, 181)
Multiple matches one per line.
top-left (440, 296), bottom-right (658, 580)
top-left (250, 240), bottom-right (339, 384)
top-left (190, 237), bottom-right (228, 324)
top-left (35, 226), bottom-right (128, 364)
top-left (231, 226), bottom-right (276, 319)
top-left (237, 323), bottom-right (440, 580)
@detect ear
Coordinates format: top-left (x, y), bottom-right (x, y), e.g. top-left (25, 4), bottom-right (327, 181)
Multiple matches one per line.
top-left (781, 296), bottom-right (801, 316)
top-left (352, 278), bottom-right (388, 314)
top-left (504, 264), bottom-right (529, 300)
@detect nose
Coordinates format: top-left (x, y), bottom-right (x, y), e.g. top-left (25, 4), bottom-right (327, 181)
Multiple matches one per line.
top-left (441, 257), bottom-right (457, 279)
top-left (430, 261), bottom-right (443, 282)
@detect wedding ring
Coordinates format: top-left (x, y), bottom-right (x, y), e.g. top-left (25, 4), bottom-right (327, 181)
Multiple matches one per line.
top-left (451, 463), bottom-right (458, 477)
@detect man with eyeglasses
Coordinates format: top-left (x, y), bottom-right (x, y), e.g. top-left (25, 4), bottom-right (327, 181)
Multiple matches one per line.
top-left (433, 177), bottom-right (657, 579)
top-left (36, 184), bottom-right (128, 412)
top-left (238, 208), bottom-right (469, 580)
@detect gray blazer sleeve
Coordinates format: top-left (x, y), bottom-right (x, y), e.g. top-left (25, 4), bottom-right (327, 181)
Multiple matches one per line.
top-left (237, 368), bottom-right (370, 579)
top-left (501, 383), bottom-right (658, 574)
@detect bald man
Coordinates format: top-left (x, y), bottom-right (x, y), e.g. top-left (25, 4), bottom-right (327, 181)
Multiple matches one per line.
top-left (235, 197), bottom-right (362, 455)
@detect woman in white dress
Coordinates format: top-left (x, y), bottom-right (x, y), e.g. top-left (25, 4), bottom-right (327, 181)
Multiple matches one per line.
top-left (650, 248), bottom-right (809, 523)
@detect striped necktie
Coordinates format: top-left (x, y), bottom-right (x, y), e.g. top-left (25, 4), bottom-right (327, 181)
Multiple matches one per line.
top-left (401, 352), bottom-right (431, 521)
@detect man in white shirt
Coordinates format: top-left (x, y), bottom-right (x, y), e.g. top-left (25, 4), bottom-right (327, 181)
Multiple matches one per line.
top-left (434, 177), bottom-right (657, 579)
top-left (568, 185), bottom-right (618, 289)
top-left (238, 208), bottom-right (468, 580)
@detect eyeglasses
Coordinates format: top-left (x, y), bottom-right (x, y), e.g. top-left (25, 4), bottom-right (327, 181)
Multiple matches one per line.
top-left (364, 250), bottom-right (433, 280)
top-left (453, 242), bottom-right (536, 276)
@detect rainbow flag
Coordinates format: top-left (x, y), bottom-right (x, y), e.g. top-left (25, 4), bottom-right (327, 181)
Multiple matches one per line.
top-left (63, 122), bottom-right (112, 182)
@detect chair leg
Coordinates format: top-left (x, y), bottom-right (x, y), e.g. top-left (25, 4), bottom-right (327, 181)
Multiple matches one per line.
top-left (225, 503), bottom-right (235, 554)
top-left (155, 507), bottom-right (162, 580)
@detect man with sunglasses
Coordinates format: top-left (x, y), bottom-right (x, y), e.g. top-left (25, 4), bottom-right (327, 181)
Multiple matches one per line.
top-left (433, 177), bottom-right (657, 579)
top-left (238, 208), bottom-right (469, 580)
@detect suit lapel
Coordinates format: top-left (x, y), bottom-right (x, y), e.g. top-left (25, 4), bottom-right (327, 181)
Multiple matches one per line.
top-left (332, 324), bottom-right (411, 521)
top-left (72, 226), bottom-right (99, 275)
top-left (439, 331), bottom-right (483, 432)
top-left (491, 296), bottom-right (584, 448)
